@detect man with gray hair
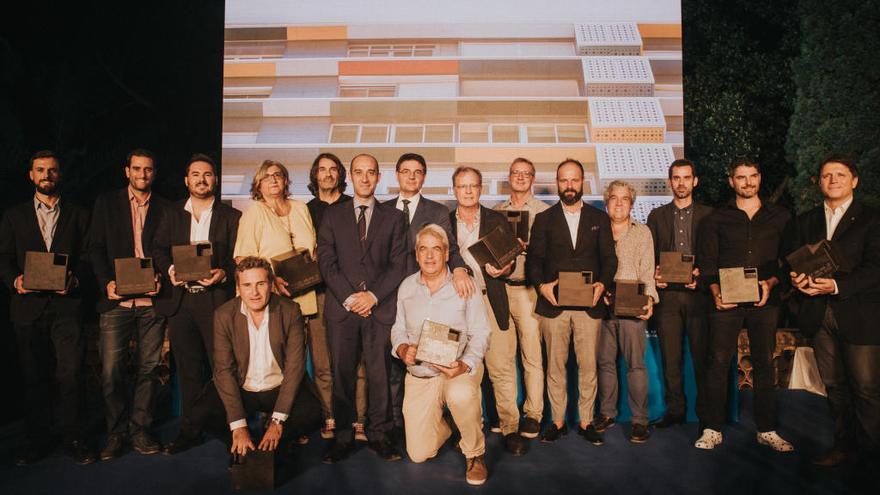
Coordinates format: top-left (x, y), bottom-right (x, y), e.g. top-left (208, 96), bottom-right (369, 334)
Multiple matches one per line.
top-left (392, 224), bottom-right (491, 485)
top-left (593, 180), bottom-right (658, 444)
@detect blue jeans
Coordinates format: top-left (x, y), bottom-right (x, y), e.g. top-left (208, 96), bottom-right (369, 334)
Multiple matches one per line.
top-left (99, 304), bottom-right (166, 436)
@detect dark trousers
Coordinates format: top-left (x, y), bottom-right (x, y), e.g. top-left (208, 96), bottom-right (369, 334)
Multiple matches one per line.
top-left (814, 306), bottom-right (880, 453)
top-left (198, 381), bottom-right (323, 447)
top-left (14, 300), bottom-right (84, 443)
top-left (326, 313), bottom-right (392, 443)
top-left (656, 290), bottom-right (710, 419)
top-left (168, 291), bottom-right (216, 437)
top-left (99, 305), bottom-right (165, 436)
top-left (389, 358), bottom-right (405, 429)
top-left (705, 304), bottom-right (778, 432)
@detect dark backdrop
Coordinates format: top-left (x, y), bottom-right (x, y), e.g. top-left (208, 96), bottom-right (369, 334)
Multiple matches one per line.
top-left (0, 1), bottom-right (225, 426)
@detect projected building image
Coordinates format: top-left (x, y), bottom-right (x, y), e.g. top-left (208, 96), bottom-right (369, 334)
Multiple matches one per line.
top-left (222, 1), bottom-right (683, 220)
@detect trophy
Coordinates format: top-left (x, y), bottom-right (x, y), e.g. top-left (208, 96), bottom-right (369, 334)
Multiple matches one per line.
top-left (171, 242), bottom-right (213, 282)
top-left (613, 280), bottom-right (649, 317)
top-left (659, 252), bottom-right (695, 284)
top-left (271, 249), bottom-right (322, 294)
top-left (114, 257), bottom-right (156, 296)
top-left (505, 210), bottom-right (530, 242)
top-left (556, 270), bottom-right (595, 307)
top-left (785, 239), bottom-right (840, 279)
top-left (415, 320), bottom-right (462, 368)
top-left (467, 225), bottom-right (521, 270)
top-left (22, 251), bottom-right (68, 291)
top-left (719, 267), bottom-right (760, 304)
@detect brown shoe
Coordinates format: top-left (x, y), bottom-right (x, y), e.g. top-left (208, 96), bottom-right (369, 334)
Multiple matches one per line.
top-left (812, 449), bottom-right (855, 467)
top-left (321, 418), bottom-right (336, 440)
top-left (466, 454), bottom-right (488, 486)
top-left (353, 422), bottom-right (368, 442)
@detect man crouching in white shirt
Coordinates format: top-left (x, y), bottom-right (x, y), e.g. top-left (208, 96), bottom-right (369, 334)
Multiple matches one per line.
top-left (391, 224), bottom-right (491, 486)
top-left (213, 256), bottom-right (320, 457)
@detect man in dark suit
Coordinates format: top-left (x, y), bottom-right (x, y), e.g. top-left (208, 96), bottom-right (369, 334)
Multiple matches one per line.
top-left (89, 148), bottom-right (171, 460)
top-left (0, 150), bottom-right (95, 465)
top-left (527, 158), bottom-right (617, 444)
top-left (317, 153), bottom-right (408, 463)
top-left (646, 159), bottom-right (714, 429)
top-left (785, 155), bottom-right (880, 467)
top-left (152, 153), bottom-right (241, 455)
top-left (449, 165), bottom-right (527, 455)
top-left (384, 152), bottom-right (474, 440)
top-left (214, 257), bottom-right (321, 456)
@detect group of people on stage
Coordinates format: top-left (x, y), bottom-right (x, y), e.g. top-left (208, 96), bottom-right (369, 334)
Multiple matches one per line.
top-left (2, 148), bottom-right (877, 486)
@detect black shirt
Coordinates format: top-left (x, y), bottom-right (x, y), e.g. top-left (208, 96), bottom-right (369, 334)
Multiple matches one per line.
top-left (698, 200), bottom-right (791, 296)
top-left (306, 193), bottom-right (352, 232)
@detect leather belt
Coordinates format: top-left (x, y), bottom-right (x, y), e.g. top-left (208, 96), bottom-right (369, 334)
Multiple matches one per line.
top-left (184, 285), bottom-right (207, 294)
top-left (505, 279), bottom-right (528, 287)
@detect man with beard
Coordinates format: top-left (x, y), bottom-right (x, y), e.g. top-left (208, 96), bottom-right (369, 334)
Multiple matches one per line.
top-left (785, 156), bottom-right (880, 468)
top-left (696, 157), bottom-right (792, 451)
top-left (89, 148), bottom-right (170, 460)
top-left (450, 166), bottom-right (527, 456)
top-left (385, 152), bottom-right (474, 441)
top-left (317, 154), bottom-right (408, 463)
top-left (304, 153), bottom-right (368, 441)
top-left (646, 159), bottom-right (713, 430)
top-left (527, 159), bottom-right (616, 444)
top-left (0, 150), bottom-right (95, 465)
top-left (493, 157), bottom-right (549, 440)
top-left (152, 154), bottom-right (242, 455)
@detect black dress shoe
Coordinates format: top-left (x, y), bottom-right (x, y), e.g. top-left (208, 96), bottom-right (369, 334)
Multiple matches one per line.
top-left (630, 423), bottom-right (651, 443)
top-left (100, 434), bottom-right (125, 461)
top-left (67, 440), bottom-right (97, 465)
top-left (131, 432), bottom-right (162, 455)
top-left (162, 433), bottom-right (203, 455)
top-left (504, 433), bottom-right (527, 456)
top-left (368, 438), bottom-right (402, 461)
top-left (14, 443), bottom-right (44, 466)
top-left (592, 415), bottom-right (616, 433)
top-left (540, 423), bottom-right (568, 443)
top-left (322, 441), bottom-right (355, 464)
top-left (812, 449), bottom-right (856, 467)
top-left (578, 424), bottom-right (604, 446)
top-left (519, 417), bottom-right (541, 439)
top-left (652, 414), bottom-right (685, 429)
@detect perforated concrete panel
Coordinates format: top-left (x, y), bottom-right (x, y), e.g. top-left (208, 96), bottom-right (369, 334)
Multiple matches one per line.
top-left (582, 57), bottom-right (654, 97)
top-left (575, 22), bottom-right (642, 56)
top-left (596, 144), bottom-right (675, 178)
top-left (587, 98), bottom-right (666, 143)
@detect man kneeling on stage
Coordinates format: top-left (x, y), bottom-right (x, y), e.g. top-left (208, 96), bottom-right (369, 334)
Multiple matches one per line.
top-left (214, 256), bottom-right (317, 456)
top-left (391, 224), bottom-right (491, 485)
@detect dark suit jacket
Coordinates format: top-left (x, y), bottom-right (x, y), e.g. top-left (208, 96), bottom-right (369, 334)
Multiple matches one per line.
top-left (527, 201), bottom-right (617, 319)
top-left (646, 201), bottom-right (713, 291)
top-left (89, 188), bottom-right (170, 313)
top-left (784, 200), bottom-right (880, 344)
top-left (316, 198), bottom-right (408, 326)
top-left (152, 198), bottom-right (241, 317)
top-left (384, 195), bottom-right (466, 275)
top-left (0, 197), bottom-right (90, 323)
top-left (450, 206), bottom-right (511, 330)
top-left (213, 295), bottom-right (306, 423)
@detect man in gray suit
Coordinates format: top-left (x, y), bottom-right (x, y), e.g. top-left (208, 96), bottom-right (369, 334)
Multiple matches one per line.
top-left (384, 152), bottom-right (475, 439)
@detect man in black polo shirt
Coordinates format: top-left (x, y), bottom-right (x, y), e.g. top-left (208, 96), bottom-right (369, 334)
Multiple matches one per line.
top-left (696, 157), bottom-right (793, 452)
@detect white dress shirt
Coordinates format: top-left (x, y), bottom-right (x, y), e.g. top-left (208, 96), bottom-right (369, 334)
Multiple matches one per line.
top-left (229, 302), bottom-right (287, 430)
top-left (563, 206), bottom-right (581, 248)
top-left (185, 197), bottom-right (214, 242)
top-left (824, 196), bottom-right (853, 240)
top-left (455, 210), bottom-right (486, 290)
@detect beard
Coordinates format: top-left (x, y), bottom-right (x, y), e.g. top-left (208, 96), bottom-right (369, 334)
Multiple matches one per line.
top-left (559, 187), bottom-right (582, 206)
top-left (36, 181), bottom-right (57, 196)
top-left (189, 182), bottom-right (214, 199)
top-left (673, 186), bottom-right (691, 199)
top-left (735, 186), bottom-right (758, 199)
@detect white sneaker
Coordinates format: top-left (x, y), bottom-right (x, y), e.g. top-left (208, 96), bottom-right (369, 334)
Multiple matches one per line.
top-left (757, 431), bottom-right (794, 452)
top-left (694, 428), bottom-right (723, 450)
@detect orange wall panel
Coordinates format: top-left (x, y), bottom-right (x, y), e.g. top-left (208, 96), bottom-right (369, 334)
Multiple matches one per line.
top-left (638, 24), bottom-right (681, 39)
top-left (287, 26), bottom-right (347, 41)
top-left (338, 60), bottom-right (459, 76)
top-left (224, 62), bottom-right (276, 78)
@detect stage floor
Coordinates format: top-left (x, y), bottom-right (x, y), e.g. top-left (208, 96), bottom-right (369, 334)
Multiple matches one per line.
top-left (0, 390), bottom-right (872, 495)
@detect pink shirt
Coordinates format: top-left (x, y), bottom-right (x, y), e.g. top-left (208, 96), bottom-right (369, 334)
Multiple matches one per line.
top-left (120, 187), bottom-right (153, 307)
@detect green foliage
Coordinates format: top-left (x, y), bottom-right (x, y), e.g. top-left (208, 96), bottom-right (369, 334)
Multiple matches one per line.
top-left (786, 0), bottom-right (880, 213)
top-left (683, 0), bottom-right (799, 206)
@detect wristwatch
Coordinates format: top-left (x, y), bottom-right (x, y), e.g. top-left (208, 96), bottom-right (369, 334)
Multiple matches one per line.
top-left (271, 417), bottom-right (285, 426)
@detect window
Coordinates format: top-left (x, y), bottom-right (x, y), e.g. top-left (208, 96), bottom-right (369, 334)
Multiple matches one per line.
top-left (459, 123), bottom-right (489, 143)
top-left (394, 126), bottom-right (424, 143)
top-left (329, 125), bottom-right (359, 143)
top-left (338, 84), bottom-right (398, 97)
top-left (360, 125), bottom-right (390, 143)
top-left (347, 44), bottom-right (437, 57)
top-left (492, 125), bottom-right (520, 143)
top-left (526, 126), bottom-right (556, 143)
top-left (223, 86), bottom-right (272, 99)
top-left (557, 125), bottom-right (588, 143)
top-left (424, 125), bottom-right (454, 143)
top-left (329, 124), bottom-right (456, 144)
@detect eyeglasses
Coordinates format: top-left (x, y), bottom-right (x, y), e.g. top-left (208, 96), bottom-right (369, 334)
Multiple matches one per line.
top-left (454, 184), bottom-right (481, 191)
top-left (260, 172), bottom-right (285, 182)
top-left (510, 171), bottom-right (534, 178)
